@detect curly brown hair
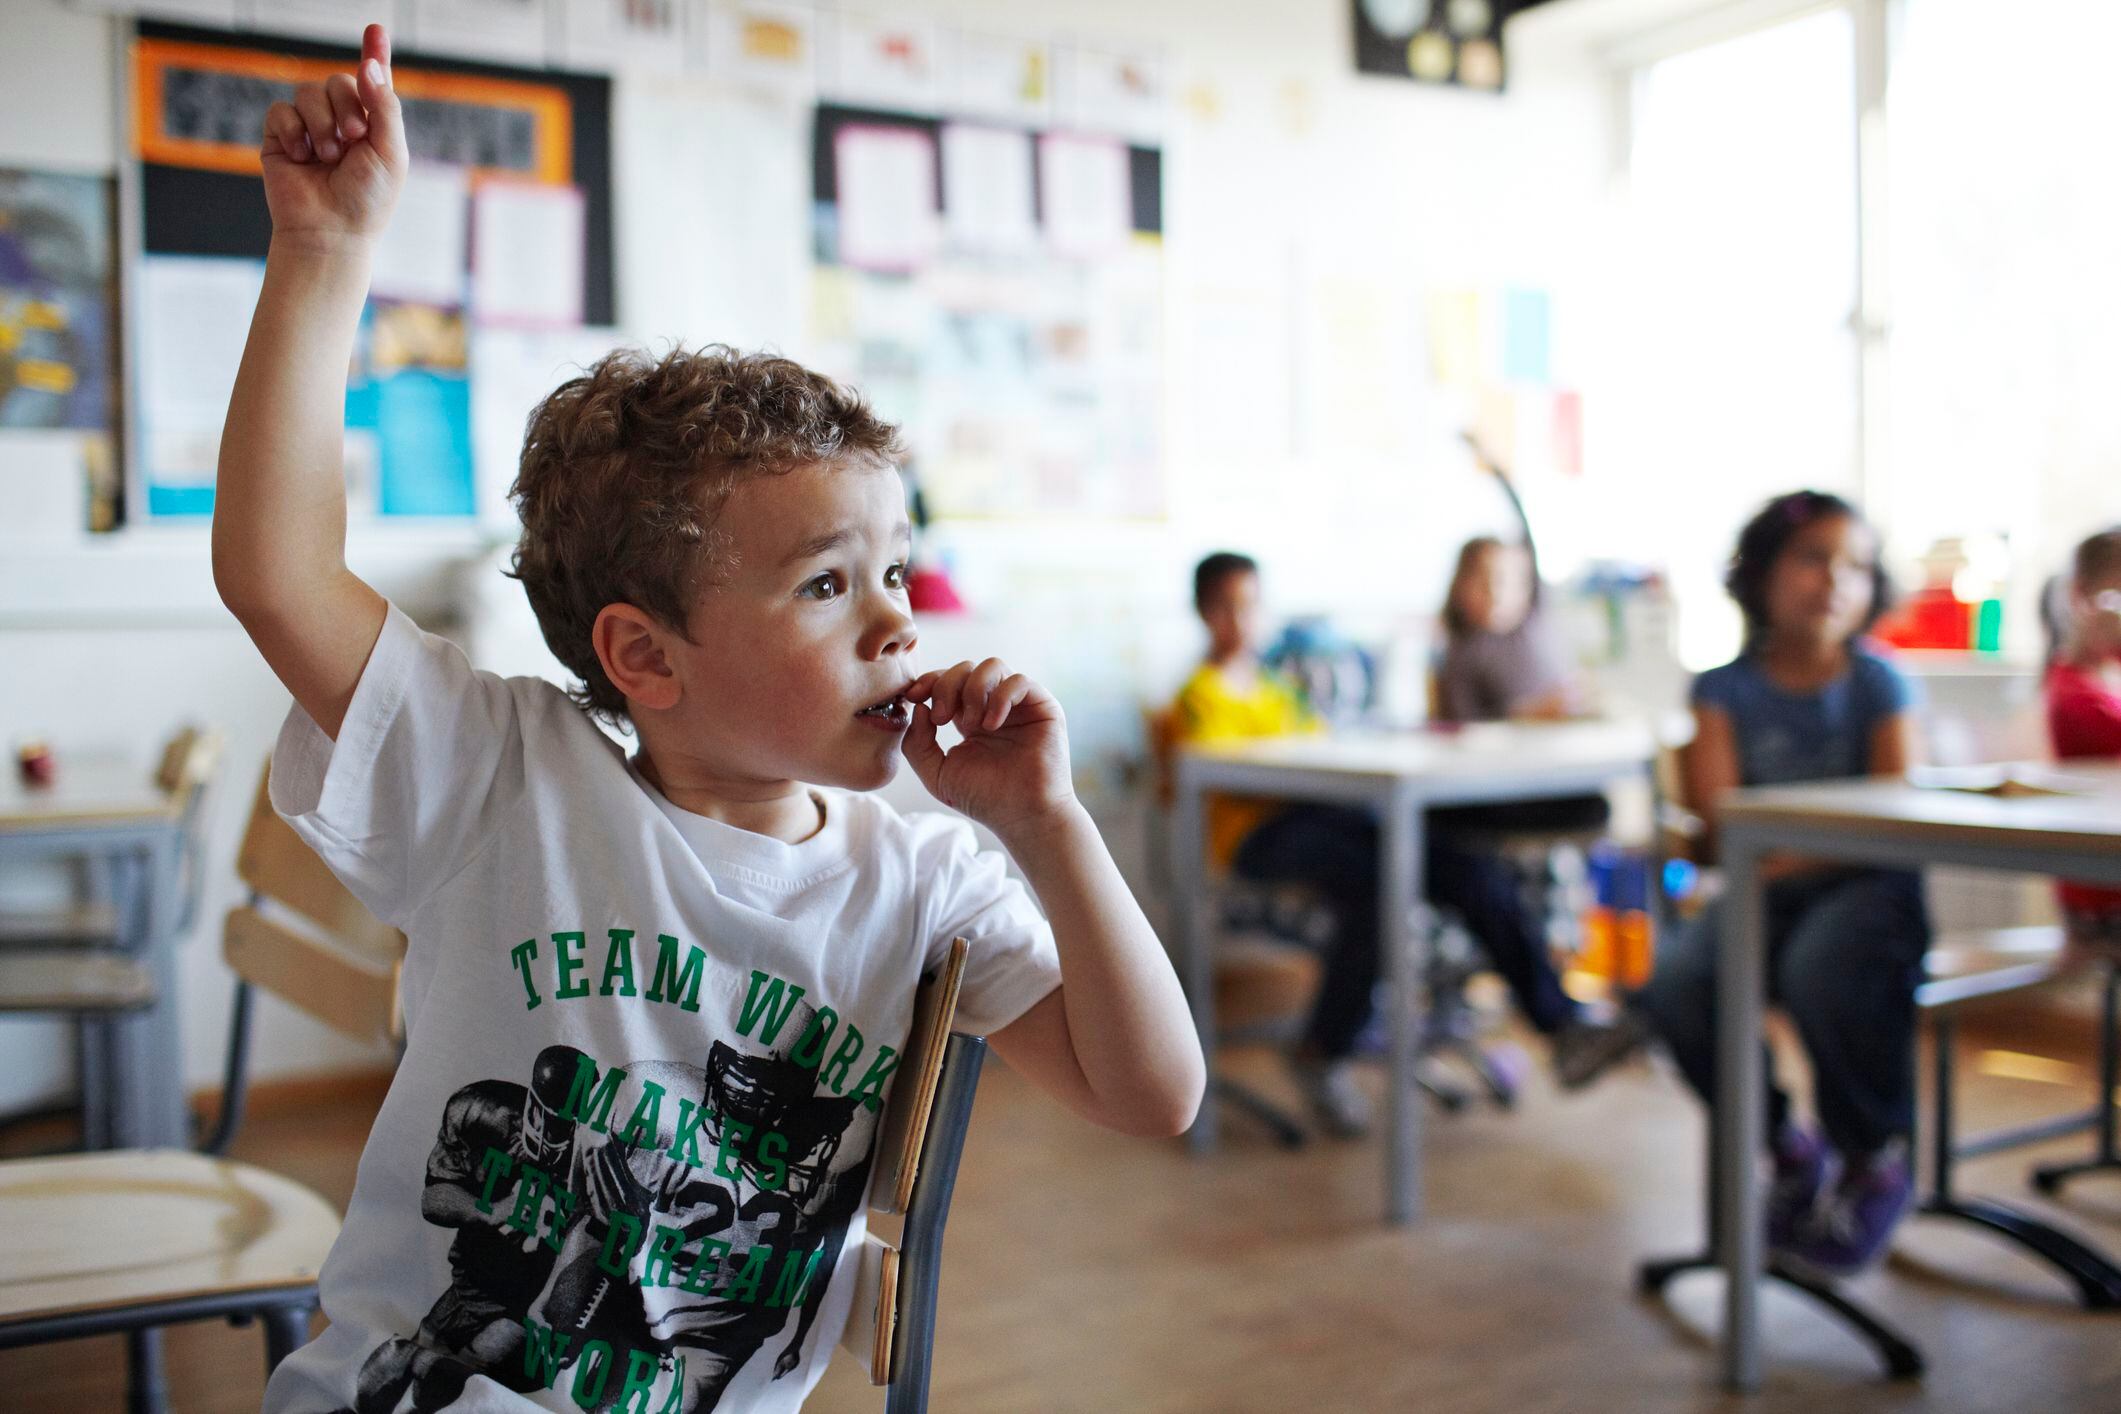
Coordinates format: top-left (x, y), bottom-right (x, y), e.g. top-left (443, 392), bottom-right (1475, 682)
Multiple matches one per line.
top-left (507, 345), bottom-right (904, 724)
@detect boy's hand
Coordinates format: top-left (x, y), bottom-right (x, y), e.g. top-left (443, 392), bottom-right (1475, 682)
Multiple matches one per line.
top-left (260, 23), bottom-right (407, 246)
top-left (902, 659), bottom-right (1075, 840)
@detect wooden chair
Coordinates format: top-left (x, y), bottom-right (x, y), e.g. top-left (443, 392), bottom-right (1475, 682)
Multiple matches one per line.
top-left (0, 761), bottom-right (404, 1413)
top-left (836, 938), bottom-right (988, 1412)
top-left (0, 727), bottom-right (224, 1149)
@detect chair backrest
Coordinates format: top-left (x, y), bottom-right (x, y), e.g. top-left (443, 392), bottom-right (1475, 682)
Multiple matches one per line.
top-left (837, 939), bottom-right (982, 1409)
top-left (222, 766), bottom-right (405, 1048)
top-left (155, 725), bottom-right (226, 937)
top-left (874, 938), bottom-right (969, 1216)
top-left (883, 1033), bottom-right (986, 1414)
top-left (1142, 704), bottom-right (1180, 809)
top-left (156, 725), bottom-right (224, 797)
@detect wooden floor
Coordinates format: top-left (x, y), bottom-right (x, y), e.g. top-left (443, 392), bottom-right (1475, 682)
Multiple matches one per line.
top-left (7, 1013), bottom-right (2121, 1412)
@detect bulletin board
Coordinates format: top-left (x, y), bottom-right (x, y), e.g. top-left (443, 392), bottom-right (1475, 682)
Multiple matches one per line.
top-left (127, 20), bottom-right (614, 522)
top-left (809, 101), bottom-right (1167, 523)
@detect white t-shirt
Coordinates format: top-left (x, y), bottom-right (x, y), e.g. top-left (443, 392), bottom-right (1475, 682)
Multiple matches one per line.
top-left (263, 605), bottom-right (1061, 1414)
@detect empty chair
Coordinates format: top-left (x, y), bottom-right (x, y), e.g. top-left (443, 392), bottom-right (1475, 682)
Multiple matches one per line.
top-left (0, 761), bottom-right (404, 1413)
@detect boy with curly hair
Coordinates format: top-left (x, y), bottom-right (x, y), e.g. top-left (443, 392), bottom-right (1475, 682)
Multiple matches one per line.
top-left (216, 27), bottom-right (1201, 1413)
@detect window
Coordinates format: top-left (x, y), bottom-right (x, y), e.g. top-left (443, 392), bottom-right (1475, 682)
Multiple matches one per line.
top-left (1885, 0), bottom-right (2121, 624)
top-left (1602, 8), bottom-right (1861, 668)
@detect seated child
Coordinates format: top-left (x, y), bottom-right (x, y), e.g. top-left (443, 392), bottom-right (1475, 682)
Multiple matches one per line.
top-left (1434, 534), bottom-right (1582, 726)
top-left (1171, 553), bottom-right (1628, 1136)
top-left (2047, 527), bottom-right (2121, 961)
top-left (1633, 490), bottom-right (1929, 1278)
top-left (222, 29), bottom-right (1203, 1413)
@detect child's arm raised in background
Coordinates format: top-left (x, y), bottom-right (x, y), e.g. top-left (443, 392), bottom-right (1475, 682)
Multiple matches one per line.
top-left (905, 659), bottom-right (1206, 1139)
top-left (213, 23), bottom-right (405, 740)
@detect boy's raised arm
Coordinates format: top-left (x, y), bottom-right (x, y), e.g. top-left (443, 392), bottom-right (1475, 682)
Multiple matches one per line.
top-left (213, 23), bottom-right (404, 740)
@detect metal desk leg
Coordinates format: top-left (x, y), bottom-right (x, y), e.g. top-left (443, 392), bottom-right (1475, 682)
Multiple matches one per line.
top-left (1385, 785), bottom-right (1424, 1225)
top-left (108, 832), bottom-right (187, 1149)
top-left (1716, 841), bottom-right (1767, 1392)
top-left (142, 829), bottom-right (187, 1148)
top-left (1175, 764), bottom-right (1217, 1154)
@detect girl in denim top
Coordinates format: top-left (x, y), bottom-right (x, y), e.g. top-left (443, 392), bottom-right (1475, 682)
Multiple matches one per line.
top-left (1636, 490), bottom-right (1928, 1278)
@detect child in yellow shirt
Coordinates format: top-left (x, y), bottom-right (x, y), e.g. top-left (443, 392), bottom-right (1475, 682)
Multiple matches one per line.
top-left (1173, 553), bottom-right (1625, 1134)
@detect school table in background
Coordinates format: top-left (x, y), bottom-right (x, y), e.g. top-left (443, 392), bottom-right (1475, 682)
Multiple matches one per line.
top-left (1171, 719), bottom-right (1662, 1224)
top-left (0, 756), bottom-right (191, 1148)
top-left (1709, 765), bottom-right (2121, 1392)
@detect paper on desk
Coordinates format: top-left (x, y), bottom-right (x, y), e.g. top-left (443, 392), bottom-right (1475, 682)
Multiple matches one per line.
top-left (1910, 765), bottom-right (2093, 798)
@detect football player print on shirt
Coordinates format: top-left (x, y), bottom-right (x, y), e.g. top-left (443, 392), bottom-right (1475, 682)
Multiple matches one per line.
top-left (346, 997), bottom-right (885, 1414)
top-left (350, 1044), bottom-right (589, 1413)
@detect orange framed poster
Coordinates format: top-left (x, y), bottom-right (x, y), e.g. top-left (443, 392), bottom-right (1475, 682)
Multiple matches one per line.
top-left (132, 37), bottom-right (572, 186)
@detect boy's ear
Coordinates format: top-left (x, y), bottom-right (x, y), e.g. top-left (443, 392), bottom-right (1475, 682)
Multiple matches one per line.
top-left (592, 603), bottom-right (682, 713)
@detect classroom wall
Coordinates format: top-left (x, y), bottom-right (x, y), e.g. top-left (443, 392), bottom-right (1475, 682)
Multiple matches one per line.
top-left (0, 0), bottom-right (1628, 1108)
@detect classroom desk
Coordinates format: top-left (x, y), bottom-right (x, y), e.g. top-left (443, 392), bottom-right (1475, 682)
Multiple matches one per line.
top-left (1711, 765), bottom-right (2121, 1392)
top-left (1172, 719), bottom-right (1660, 1224)
top-left (0, 758), bottom-right (189, 1149)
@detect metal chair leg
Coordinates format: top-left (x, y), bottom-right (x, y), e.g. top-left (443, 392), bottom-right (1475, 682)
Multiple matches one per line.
top-left (126, 1326), bottom-right (169, 1414)
top-left (1923, 993), bottom-right (2121, 1308)
top-left (263, 1300), bottom-right (314, 1372)
top-left (2032, 963), bottom-right (2121, 1195)
top-left (1211, 1076), bottom-right (1308, 1148)
top-left (1639, 1107), bottom-right (1925, 1381)
top-left (1635, 1251), bottom-right (1924, 1379)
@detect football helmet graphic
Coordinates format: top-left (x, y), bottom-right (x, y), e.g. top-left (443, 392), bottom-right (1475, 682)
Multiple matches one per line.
top-left (516, 1043), bottom-right (586, 1170)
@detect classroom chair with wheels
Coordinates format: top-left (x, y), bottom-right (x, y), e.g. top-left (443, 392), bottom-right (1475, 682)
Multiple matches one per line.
top-left (0, 762), bottom-right (405, 1414)
top-left (1142, 706), bottom-right (1322, 1147)
top-left (1144, 708), bottom-right (1527, 1142)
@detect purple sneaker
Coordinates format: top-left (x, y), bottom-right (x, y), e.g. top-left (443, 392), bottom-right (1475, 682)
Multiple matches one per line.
top-left (1783, 1140), bottom-right (1914, 1278)
top-left (1765, 1124), bottom-right (1834, 1254)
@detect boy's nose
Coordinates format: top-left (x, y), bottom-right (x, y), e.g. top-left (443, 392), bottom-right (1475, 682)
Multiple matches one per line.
top-left (866, 605), bottom-right (918, 659)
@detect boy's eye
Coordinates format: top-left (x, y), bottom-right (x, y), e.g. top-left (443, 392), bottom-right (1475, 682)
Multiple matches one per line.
top-left (885, 563), bottom-right (907, 590)
top-left (800, 573), bottom-right (842, 601)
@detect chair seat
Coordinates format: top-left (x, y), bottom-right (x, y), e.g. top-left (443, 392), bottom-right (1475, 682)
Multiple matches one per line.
top-left (1918, 926), bottom-right (2068, 1010)
top-left (0, 952), bottom-right (156, 1014)
top-left (0, 902), bottom-right (120, 948)
top-left (1215, 942), bottom-right (1321, 1034)
top-left (0, 1150), bottom-right (339, 1327)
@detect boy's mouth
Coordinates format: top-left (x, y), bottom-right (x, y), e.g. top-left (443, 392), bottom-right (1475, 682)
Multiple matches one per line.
top-left (856, 689), bottom-right (911, 729)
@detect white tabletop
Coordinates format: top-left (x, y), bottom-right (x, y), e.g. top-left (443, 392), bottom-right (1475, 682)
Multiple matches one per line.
top-left (1177, 718), bottom-right (1661, 783)
top-left (1719, 763), bottom-right (2121, 859)
top-left (0, 755), bottom-right (177, 835)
